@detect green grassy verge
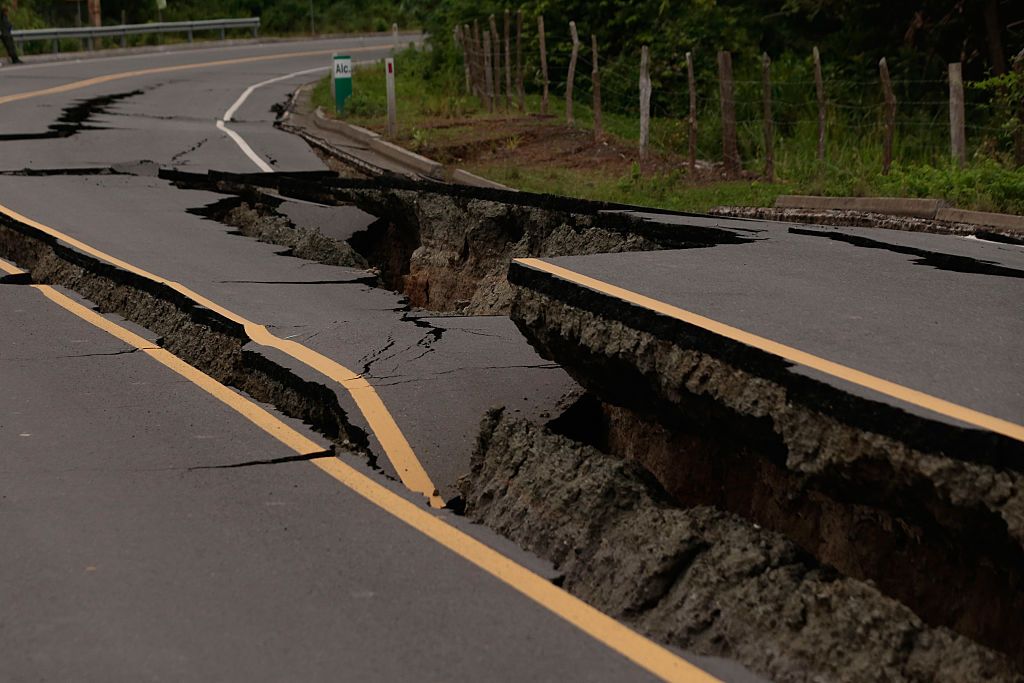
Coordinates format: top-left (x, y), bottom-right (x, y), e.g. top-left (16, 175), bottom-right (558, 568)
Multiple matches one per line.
top-left (311, 50), bottom-right (1024, 215)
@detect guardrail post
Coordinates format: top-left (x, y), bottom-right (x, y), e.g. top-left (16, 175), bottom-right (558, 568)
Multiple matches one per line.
top-left (187, 27), bottom-right (193, 43)
top-left (120, 30), bottom-right (126, 48)
top-left (86, 35), bottom-right (93, 51)
top-left (52, 38), bottom-right (59, 53)
top-left (220, 27), bottom-right (226, 40)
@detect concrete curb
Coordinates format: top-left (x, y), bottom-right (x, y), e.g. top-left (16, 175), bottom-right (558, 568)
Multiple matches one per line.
top-left (313, 107), bottom-right (379, 144)
top-left (775, 194), bottom-right (1022, 231)
top-left (451, 168), bottom-right (517, 191)
top-left (367, 138), bottom-right (445, 180)
top-left (775, 195), bottom-right (947, 219)
top-left (311, 107), bottom-right (515, 188)
top-left (935, 208), bottom-right (1024, 232)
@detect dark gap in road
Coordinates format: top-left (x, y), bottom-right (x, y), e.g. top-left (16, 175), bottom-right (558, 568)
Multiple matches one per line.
top-left (157, 168), bottom-right (1024, 674)
top-left (975, 229), bottom-right (1024, 246)
top-left (0, 167), bottom-right (122, 177)
top-left (171, 137), bottom-right (209, 164)
top-left (0, 90), bottom-right (144, 142)
top-left (0, 212), bottom-right (386, 479)
top-left (0, 272), bottom-right (33, 285)
top-left (188, 449), bottom-right (334, 471)
top-left (187, 194), bottom-right (371, 270)
top-left (790, 226), bottom-right (1024, 278)
top-left (216, 278), bottom-right (379, 286)
top-left (164, 168), bottom-right (756, 315)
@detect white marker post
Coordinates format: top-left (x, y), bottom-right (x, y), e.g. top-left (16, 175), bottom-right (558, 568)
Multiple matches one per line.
top-left (385, 57), bottom-right (397, 138)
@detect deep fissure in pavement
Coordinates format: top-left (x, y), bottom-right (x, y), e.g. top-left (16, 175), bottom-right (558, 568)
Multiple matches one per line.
top-left (460, 408), bottom-right (1021, 682)
top-left (503, 266), bottom-right (1024, 670)
top-left (166, 169), bottom-right (755, 315)
top-left (0, 213), bottom-right (380, 474)
top-left (10, 167), bottom-right (1020, 680)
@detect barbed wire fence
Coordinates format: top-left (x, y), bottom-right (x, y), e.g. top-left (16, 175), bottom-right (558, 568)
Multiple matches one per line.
top-left (451, 13), bottom-right (1022, 179)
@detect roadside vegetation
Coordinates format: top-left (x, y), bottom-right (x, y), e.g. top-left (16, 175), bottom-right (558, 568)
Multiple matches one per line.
top-left (313, 46), bottom-right (1024, 214)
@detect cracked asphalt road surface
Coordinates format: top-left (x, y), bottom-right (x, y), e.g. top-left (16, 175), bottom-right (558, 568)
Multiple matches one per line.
top-left (0, 38), bottom-right (754, 683)
top-left (0, 282), bottom-right (662, 682)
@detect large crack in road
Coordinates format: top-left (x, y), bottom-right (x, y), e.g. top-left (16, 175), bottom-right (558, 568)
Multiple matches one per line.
top-left (1, 164), bottom-right (1020, 681)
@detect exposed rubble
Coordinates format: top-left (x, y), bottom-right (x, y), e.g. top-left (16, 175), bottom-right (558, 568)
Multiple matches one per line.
top-left (460, 410), bottom-right (1021, 683)
top-left (503, 265), bottom-right (1024, 666)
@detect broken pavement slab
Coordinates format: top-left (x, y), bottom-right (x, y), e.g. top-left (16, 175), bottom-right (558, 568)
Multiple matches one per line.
top-left (506, 221), bottom-right (1024, 665)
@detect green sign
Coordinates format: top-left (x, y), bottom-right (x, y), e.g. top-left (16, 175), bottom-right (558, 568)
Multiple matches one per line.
top-left (333, 55), bottom-right (353, 113)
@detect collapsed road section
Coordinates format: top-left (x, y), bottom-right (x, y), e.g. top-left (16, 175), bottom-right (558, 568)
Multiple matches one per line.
top-left (149, 168), bottom-right (1024, 677)
top-left (2, 165), bottom-right (1021, 681)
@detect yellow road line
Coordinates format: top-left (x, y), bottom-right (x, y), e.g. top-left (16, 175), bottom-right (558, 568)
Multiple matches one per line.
top-left (515, 257), bottom-right (1024, 443)
top-left (0, 255), bottom-right (719, 683)
top-left (0, 45), bottom-right (384, 107)
top-left (0, 203), bottom-right (444, 508)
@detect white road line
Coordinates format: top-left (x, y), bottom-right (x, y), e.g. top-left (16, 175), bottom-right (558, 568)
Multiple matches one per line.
top-left (223, 65), bottom-right (326, 122)
top-left (216, 65), bottom-right (328, 172)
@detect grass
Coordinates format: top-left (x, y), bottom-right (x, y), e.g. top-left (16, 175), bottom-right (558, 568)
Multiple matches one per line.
top-left (312, 49), bottom-right (1024, 215)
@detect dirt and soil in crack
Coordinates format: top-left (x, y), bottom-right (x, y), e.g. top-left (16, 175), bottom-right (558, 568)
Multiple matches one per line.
top-left (483, 278), bottom-right (1024, 678)
top-left (174, 172), bottom-right (753, 315)
top-left (460, 408), bottom-right (1021, 682)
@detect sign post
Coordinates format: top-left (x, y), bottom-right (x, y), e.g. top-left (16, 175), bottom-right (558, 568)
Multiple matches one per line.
top-left (332, 54), bottom-right (353, 114)
top-left (385, 57), bottom-right (397, 137)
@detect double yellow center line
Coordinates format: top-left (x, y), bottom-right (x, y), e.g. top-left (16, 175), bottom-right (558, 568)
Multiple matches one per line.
top-left (0, 252), bottom-right (716, 683)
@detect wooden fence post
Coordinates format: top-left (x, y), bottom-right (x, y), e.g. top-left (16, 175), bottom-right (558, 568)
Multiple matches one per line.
top-left (489, 15), bottom-right (501, 112)
top-left (566, 21), bottom-right (580, 126)
top-left (762, 52), bottom-right (774, 182)
top-left (538, 15), bottom-right (549, 115)
top-left (504, 10), bottom-right (513, 111)
top-left (948, 62), bottom-right (966, 166)
top-left (640, 45), bottom-right (652, 161)
top-left (473, 21), bottom-right (484, 99)
top-left (455, 26), bottom-right (471, 95)
top-left (813, 46), bottom-right (825, 165)
top-left (592, 34), bottom-right (603, 140)
top-left (516, 9), bottom-right (525, 112)
top-left (879, 57), bottom-right (896, 175)
top-left (687, 51), bottom-right (696, 172)
top-left (483, 30), bottom-right (494, 113)
top-left (718, 50), bottom-right (740, 175)
top-left (466, 24), bottom-right (480, 98)
top-left (1015, 50), bottom-right (1024, 167)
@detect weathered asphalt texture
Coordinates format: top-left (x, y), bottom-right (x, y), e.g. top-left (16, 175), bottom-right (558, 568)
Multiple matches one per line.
top-left (0, 42), bottom-right (763, 682)
top-left (0, 172), bottom-right (575, 498)
top-left (504, 220), bottom-right (1024, 667)
top-left (0, 36), bottom-right (396, 173)
top-left (0, 282), bottom-right (664, 682)
top-left (521, 216), bottom-right (1023, 427)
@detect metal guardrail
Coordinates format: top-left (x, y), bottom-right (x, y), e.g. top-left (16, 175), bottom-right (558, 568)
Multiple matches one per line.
top-left (12, 18), bottom-right (260, 53)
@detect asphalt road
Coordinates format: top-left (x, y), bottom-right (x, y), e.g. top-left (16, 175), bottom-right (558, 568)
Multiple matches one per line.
top-left (521, 215), bottom-right (1024, 433)
top-left (0, 281), bottom-right (661, 681)
top-left (0, 38), bottom-right (744, 683)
